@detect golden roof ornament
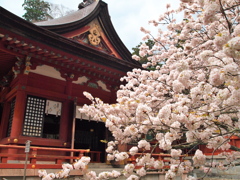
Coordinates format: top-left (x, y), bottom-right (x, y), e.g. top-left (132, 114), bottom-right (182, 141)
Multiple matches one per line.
top-left (88, 25), bottom-right (101, 46)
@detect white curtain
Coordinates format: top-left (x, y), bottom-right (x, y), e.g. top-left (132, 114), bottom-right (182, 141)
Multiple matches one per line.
top-left (45, 100), bottom-right (62, 116)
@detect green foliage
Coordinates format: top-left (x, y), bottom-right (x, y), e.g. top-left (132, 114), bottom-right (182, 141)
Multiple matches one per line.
top-left (22, 0), bottom-right (52, 22)
top-left (132, 39), bottom-right (155, 64)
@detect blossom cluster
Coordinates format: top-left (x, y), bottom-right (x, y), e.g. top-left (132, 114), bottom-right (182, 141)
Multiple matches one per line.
top-left (79, 0), bottom-right (240, 179)
top-left (85, 170), bottom-right (121, 180)
top-left (38, 156), bottom-right (90, 180)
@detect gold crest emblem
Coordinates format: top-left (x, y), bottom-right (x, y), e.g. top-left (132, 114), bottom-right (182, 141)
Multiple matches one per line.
top-left (88, 26), bottom-right (101, 46)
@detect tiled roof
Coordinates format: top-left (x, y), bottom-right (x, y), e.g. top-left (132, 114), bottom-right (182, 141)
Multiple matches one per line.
top-left (35, 1), bottom-right (98, 26)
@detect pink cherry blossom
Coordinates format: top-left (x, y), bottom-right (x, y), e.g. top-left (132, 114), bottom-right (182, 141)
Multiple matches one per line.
top-left (138, 140), bottom-right (151, 150)
top-left (126, 175), bottom-right (139, 180)
top-left (41, 0), bottom-right (240, 179)
top-left (129, 146), bottom-right (138, 156)
top-left (193, 150), bottom-right (206, 166)
top-left (136, 167), bottom-right (147, 176)
top-left (170, 149), bottom-right (182, 158)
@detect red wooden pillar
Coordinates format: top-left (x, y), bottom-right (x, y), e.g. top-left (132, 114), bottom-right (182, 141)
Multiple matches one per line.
top-left (10, 74), bottom-right (28, 139)
top-left (59, 100), bottom-right (72, 144)
top-left (8, 90), bottom-right (27, 160)
top-left (10, 90), bottom-right (26, 138)
top-left (65, 78), bottom-right (73, 95)
top-left (108, 85), bottom-right (116, 104)
top-left (59, 78), bottom-right (73, 145)
top-left (7, 74), bottom-right (27, 159)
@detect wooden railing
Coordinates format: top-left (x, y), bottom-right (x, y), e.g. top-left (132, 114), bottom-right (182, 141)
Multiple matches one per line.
top-left (0, 144), bottom-right (101, 169)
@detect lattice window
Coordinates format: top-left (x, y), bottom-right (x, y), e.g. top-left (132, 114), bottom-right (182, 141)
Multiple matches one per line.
top-left (7, 98), bottom-right (16, 137)
top-left (22, 96), bottom-right (61, 139)
top-left (22, 96), bottom-right (45, 137)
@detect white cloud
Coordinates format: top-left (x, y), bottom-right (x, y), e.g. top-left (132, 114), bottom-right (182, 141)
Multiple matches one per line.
top-left (1, 0), bottom-right (25, 17)
top-left (106, 0), bottom-right (181, 51)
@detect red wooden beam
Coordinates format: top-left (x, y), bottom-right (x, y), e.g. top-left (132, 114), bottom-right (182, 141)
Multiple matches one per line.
top-left (0, 163), bottom-right (63, 169)
top-left (0, 144), bottom-right (90, 153)
top-left (8, 37), bottom-right (18, 45)
top-left (0, 43), bottom-right (24, 57)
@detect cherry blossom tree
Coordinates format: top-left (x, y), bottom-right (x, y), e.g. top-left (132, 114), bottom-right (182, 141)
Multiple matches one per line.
top-left (39, 0), bottom-right (240, 179)
top-left (80, 0), bottom-right (240, 179)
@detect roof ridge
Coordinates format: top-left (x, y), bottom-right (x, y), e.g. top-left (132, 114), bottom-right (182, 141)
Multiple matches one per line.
top-left (35, 0), bottom-right (99, 26)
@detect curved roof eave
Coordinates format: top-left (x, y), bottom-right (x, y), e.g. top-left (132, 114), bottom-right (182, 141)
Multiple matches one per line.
top-left (0, 5), bottom-right (142, 73)
top-left (35, 0), bottom-right (140, 66)
top-left (35, 0), bottom-right (100, 34)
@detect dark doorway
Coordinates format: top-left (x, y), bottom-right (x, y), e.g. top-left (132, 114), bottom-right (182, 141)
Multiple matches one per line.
top-left (75, 119), bottom-right (106, 162)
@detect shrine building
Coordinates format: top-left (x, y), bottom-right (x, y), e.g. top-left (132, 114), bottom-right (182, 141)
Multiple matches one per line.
top-left (0, 0), bottom-right (141, 166)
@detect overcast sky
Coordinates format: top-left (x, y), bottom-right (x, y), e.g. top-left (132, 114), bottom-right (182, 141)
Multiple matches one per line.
top-left (0, 0), bottom-right (180, 52)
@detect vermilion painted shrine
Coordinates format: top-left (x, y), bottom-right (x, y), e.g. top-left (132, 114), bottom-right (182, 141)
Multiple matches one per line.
top-left (0, 0), bottom-right (141, 168)
top-left (1, 0), bottom-right (240, 174)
